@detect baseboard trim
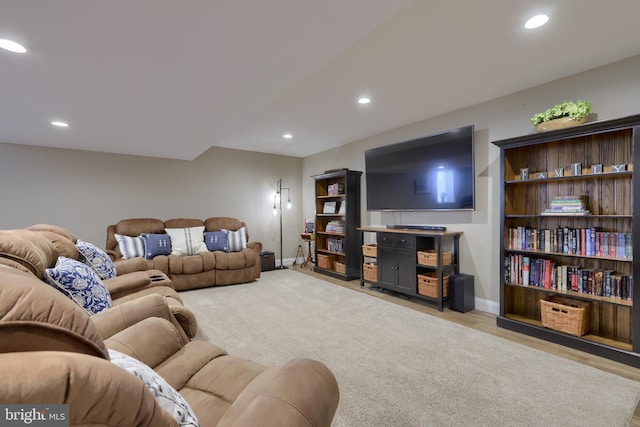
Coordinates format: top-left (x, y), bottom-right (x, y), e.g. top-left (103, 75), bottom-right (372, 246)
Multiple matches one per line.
top-left (475, 298), bottom-right (499, 315)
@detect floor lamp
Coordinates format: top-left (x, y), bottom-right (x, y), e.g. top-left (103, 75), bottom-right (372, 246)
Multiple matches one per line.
top-left (273, 178), bottom-right (291, 269)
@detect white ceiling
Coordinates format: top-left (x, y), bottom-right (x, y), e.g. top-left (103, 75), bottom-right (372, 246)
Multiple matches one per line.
top-left (2, 1), bottom-right (640, 160)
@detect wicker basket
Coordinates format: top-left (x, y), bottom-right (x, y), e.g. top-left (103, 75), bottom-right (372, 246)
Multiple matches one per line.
top-left (363, 263), bottom-right (377, 282)
top-left (540, 296), bottom-right (591, 336)
top-left (417, 250), bottom-right (451, 267)
top-left (417, 273), bottom-right (449, 298)
top-left (362, 244), bottom-right (377, 257)
top-left (317, 253), bottom-right (337, 269)
top-left (334, 261), bottom-right (346, 274)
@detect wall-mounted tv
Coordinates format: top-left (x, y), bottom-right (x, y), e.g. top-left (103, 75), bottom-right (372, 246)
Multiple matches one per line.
top-left (365, 124), bottom-right (475, 211)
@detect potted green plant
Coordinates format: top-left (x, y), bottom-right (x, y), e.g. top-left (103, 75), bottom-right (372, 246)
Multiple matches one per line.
top-left (530, 100), bottom-right (592, 132)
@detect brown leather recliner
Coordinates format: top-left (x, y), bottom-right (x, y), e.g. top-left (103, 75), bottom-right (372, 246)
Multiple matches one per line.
top-left (0, 265), bottom-right (340, 426)
top-left (0, 227), bottom-right (198, 338)
top-left (105, 217), bottom-right (262, 291)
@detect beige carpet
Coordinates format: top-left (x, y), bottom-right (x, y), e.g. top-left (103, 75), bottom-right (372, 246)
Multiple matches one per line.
top-left (180, 269), bottom-right (640, 427)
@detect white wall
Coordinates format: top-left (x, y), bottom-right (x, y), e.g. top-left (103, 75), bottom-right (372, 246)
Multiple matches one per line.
top-left (302, 54), bottom-right (640, 313)
top-left (2, 54), bottom-right (639, 312)
top-left (0, 143), bottom-right (303, 260)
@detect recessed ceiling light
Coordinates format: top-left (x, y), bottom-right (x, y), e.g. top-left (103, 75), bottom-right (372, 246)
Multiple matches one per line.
top-left (51, 121), bottom-right (69, 127)
top-left (524, 14), bottom-right (549, 29)
top-left (283, 133), bottom-right (292, 139)
top-left (358, 97), bottom-right (371, 104)
top-left (0, 39), bottom-right (27, 53)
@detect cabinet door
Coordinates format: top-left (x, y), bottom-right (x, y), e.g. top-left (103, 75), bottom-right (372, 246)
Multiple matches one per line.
top-left (377, 246), bottom-right (397, 290)
top-left (396, 250), bottom-right (416, 294)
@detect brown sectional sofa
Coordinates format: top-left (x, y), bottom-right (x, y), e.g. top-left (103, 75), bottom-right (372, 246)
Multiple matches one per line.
top-left (106, 217), bottom-right (262, 291)
top-left (0, 225), bottom-right (340, 425)
top-left (0, 227), bottom-right (198, 338)
top-left (0, 264), bottom-right (340, 426)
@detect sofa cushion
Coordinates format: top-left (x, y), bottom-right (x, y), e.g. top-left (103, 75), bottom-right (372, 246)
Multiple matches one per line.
top-left (77, 240), bottom-right (117, 279)
top-left (38, 230), bottom-right (80, 259)
top-left (44, 256), bottom-right (113, 315)
top-left (115, 234), bottom-right (146, 259)
top-left (223, 227), bottom-right (247, 252)
top-left (108, 348), bottom-right (199, 427)
top-left (0, 265), bottom-right (110, 358)
top-left (204, 217), bottom-right (244, 232)
top-left (0, 229), bottom-right (59, 278)
top-left (115, 218), bottom-right (165, 237)
top-left (204, 231), bottom-right (229, 252)
top-left (165, 227), bottom-right (208, 256)
top-left (26, 223), bottom-right (78, 243)
top-left (140, 233), bottom-right (172, 259)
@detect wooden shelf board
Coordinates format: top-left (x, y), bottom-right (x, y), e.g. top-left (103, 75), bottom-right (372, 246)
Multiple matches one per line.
top-left (504, 282), bottom-right (633, 307)
top-left (506, 170), bottom-right (632, 184)
top-left (503, 313), bottom-right (632, 352)
top-left (504, 248), bottom-right (632, 262)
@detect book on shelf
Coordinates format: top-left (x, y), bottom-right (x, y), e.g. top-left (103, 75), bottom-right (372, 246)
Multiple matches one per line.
top-left (325, 220), bottom-right (346, 234)
top-left (326, 237), bottom-right (344, 253)
top-left (522, 256), bottom-right (530, 286)
top-left (504, 254), bottom-right (633, 301)
top-left (541, 195), bottom-right (590, 215)
top-left (327, 182), bottom-right (345, 196)
top-left (506, 226), bottom-right (632, 259)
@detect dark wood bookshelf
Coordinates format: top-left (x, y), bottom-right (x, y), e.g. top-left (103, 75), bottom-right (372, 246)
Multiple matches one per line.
top-left (312, 170), bottom-right (362, 280)
top-left (492, 114), bottom-right (640, 367)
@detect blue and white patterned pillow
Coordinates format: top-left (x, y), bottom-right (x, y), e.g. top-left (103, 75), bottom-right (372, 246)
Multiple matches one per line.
top-left (204, 231), bottom-right (229, 252)
top-left (76, 239), bottom-right (117, 279)
top-left (108, 349), bottom-right (199, 427)
top-left (114, 234), bottom-right (145, 259)
top-left (44, 256), bottom-right (113, 315)
top-left (140, 233), bottom-right (172, 259)
top-left (222, 227), bottom-right (247, 252)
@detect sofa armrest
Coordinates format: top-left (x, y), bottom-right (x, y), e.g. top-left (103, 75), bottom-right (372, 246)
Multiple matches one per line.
top-left (105, 249), bottom-right (120, 262)
top-left (165, 301), bottom-right (198, 339)
top-left (92, 294), bottom-right (189, 343)
top-left (0, 352), bottom-right (179, 427)
top-left (104, 317), bottom-right (188, 368)
top-left (218, 358), bottom-right (339, 427)
top-left (247, 241), bottom-right (262, 253)
top-left (114, 257), bottom-right (150, 275)
top-left (104, 270), bottom-right (174, 299)
top-left (104, 271), bottom-right (152, 297)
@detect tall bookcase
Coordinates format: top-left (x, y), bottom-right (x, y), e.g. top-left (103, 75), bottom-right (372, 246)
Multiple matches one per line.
top-left (492, 114), bottom-right (640, 367)
top-left (312, 169), bottom-right (362, 280)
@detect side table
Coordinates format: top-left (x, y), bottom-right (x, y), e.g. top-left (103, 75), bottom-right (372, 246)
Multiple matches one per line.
top-left (300, 233), bottom-right (314, 268)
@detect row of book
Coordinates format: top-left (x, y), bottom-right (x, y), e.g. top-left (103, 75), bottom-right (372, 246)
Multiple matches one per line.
top-left (325, 220), bottom-right (346, 234)
top-left (541, 195), bottom-right (590, 216)
top-left (326, 237), bottom-right (344, 253)
top-left (504, 254), bottom-right (633, 301)
top-left (327, 182), bottom-right (344, 196)
top-left (506, 226), bottom-right (632, 259)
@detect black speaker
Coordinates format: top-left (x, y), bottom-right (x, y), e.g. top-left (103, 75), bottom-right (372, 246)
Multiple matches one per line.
top-left (449, 274), bottom-right (474, 313)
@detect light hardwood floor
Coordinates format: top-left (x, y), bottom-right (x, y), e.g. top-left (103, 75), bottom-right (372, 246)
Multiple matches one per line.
top-left (290, 264), bottom-right (640, 426)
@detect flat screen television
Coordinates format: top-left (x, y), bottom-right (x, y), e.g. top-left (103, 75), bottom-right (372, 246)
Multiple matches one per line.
top-left (365, 124), bottom-right (475, 211)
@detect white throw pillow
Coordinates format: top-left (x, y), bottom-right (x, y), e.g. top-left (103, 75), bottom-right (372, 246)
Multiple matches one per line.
top-left (165, 226), bottom-right (208, 256)
top-left (108, 349), bottom-right (199, 427)
top-left (114, 234), bottom-right (145, 259)
top-left (222, 227), bottom-right (247, 252)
